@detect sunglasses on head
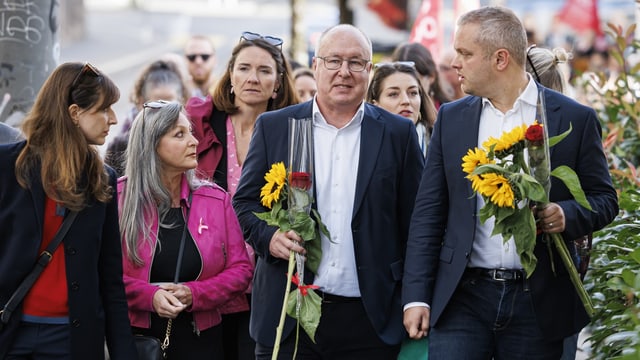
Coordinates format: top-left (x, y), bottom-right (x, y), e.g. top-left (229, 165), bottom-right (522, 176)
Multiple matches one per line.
top-left (186, 53), bottom-right (212, 62)
top-left (143, 100), bottom-right (172, 110)
top-left (239, 31), bottom-right (283, 49)
top-left (69, 62), bottom-right (101, 104)
top-left (373, 61), bottom-right (415, 69)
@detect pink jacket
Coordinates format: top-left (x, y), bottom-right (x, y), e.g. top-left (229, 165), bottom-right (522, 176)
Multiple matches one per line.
top-left (186, 95), bottom-right (221, 180)
top-left (117, 176), bottom-right (253, 331)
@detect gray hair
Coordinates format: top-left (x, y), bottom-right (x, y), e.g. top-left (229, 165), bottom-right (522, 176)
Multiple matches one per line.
top-left (526, 46), bottom-right (572, 93)
top-left (457, 6), bottom-right (528, 67)
top-left (120, 101), bottom-right (204, 265)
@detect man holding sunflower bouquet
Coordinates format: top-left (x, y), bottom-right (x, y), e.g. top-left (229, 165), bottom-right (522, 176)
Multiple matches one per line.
top-left (402, 6), bottom-right (618, 359)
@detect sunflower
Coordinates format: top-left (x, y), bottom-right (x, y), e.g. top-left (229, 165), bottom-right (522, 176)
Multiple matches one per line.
top-left (260, 162), bottom-right (287, 209)
top-left (462, 147), bottom-right (493, 175)
top-left (490, 179), bottom-right (515, 208)
top-left (475, 173), bottom-right (515, 208)
top-left (482, 124), bottom-right (527, 153)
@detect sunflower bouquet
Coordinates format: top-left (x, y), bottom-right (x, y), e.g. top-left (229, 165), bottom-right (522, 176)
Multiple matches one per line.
top-left (462, 107), bottom-right (595, 316)
top-left (254, 117), bottom-right (330, 359)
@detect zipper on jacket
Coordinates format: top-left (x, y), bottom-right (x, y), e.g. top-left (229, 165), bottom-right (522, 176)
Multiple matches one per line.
top-left (221, 242), bottom-right (227, 267)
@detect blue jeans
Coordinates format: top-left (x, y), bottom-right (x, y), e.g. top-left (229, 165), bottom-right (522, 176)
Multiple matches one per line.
top-left (429, 270), bottom-right (563, 360)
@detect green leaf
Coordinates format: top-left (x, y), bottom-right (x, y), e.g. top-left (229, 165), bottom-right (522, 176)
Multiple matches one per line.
top-left (286, 288), bottom-right (322, 342)
top-left (548, 123), bottom-right (573, 147)
top-left (551, 166), bottom-right (593, 211)
top-left (497, 208), bottom-right (538, 277)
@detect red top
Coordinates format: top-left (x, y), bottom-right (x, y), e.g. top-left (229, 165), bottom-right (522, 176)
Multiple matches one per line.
top-left (22, 197), bottom-right (69, 318)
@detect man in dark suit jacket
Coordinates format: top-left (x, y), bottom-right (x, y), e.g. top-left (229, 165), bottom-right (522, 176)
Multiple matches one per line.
top-left (233, 24), bottom-right (424, 359)
top-left (402, 6), bottom-right (618, 359)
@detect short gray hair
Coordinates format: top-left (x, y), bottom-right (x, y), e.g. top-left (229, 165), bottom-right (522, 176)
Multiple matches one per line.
top-left (458, 6), bottom-right (527, 67)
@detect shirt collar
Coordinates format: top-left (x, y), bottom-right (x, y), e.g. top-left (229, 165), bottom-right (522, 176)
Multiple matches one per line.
top-left (312, 99), bottom-right (365, 129)
top-left (481, 74), bottom-right (538, 111)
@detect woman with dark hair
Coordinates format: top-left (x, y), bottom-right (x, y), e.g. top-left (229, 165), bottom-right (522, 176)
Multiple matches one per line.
top-left (391, 42), bottom-right (451, 108)
top-left (367, 62), bottom-right (437, 156)
top-left (186, 31), bottom-right (298, 360)
top-left (119, 101), bottom-right (253, 360)
top-left (105, 59), bottom-right (189, 177)
top-left (0, 62), bottom-right (137, 359)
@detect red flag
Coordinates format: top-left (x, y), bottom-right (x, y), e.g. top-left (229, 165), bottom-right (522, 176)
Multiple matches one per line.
top-left (557, 0), bottom-right (603, 35)
top-left (367, 0), bottom-right (408, 30)
top-left (409, 0), bottom-right (442, 61)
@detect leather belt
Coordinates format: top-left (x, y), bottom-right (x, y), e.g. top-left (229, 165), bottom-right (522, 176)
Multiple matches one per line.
top-left (315, 290), bottom-right (361, 303)
top-left (467, 267), bottom-right (526, 282)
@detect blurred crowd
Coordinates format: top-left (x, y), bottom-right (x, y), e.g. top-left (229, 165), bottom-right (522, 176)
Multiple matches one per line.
top-left (0, 2), bottom-right (631, 359)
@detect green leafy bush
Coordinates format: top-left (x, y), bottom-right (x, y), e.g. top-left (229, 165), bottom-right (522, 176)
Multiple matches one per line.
top-left (580, 18), bottom-right (640, 359)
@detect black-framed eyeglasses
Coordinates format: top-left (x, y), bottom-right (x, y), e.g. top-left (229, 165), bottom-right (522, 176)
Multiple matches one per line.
top-left (316, 56), bottom-right (370, 72)
top-left (526, 44), bottom-right (541, 82)
top-left (373, 61), bottom-right (415, 69)
top-left (186, 53), bottom-right (212, 62)
top-left (239, 31), bottom-right (283, 49)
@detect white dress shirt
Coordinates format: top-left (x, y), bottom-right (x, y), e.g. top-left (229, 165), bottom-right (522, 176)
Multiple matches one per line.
top-left (311, 100), bottom-right (364, 297)
top-left (468, 75), bottom-right (539, 270)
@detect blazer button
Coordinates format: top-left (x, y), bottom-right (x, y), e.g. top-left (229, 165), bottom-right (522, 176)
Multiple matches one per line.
top-left (71, 282), bottom-right (79, 291)
top-left (66, 247), bottom-right (77, 255)
top-left (72, 319), bottom-right (80, 327)
top-left (465, 252), bottom-right (470, 258)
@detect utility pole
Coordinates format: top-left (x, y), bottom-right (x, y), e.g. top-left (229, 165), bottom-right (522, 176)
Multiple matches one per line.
top-left (339, 0), bottom-right (354, 25)
top-left (290, 0), bottom-right (308, 66)
top-left (0, 0), bottom-right (60, 126)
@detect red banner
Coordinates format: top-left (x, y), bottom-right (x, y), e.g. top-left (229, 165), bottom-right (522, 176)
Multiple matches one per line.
top-left (367, 0), bottom-right (408, 31)
top-left (557, 0), bottom-right (602, 35)
top-left (409, 0), bottom-right (442, 61)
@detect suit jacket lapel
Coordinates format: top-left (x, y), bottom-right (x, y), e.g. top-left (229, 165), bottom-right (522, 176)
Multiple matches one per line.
top-left (455, 97), bottom-right (483, 210)
top-left (541, 87), bottom-right (562, 157)
top-left (353, 105), bottom-right (384, 216)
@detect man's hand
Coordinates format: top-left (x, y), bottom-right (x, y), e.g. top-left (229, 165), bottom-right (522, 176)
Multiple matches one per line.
top-left (404, 306), bottom-right (431, 339)
top-left (534, 202), bottom-right (566, 234)
top-left (269, 229), bottom-right (306, 260)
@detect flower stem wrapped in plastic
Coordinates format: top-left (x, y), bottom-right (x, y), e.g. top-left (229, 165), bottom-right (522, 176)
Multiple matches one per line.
top-left (526, 92), bottom-right (595, 317)
top-left (254, 118), bottom-right (329, 359)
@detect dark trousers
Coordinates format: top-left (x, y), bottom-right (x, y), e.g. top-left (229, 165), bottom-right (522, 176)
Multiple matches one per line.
top-left (6, 322), bottom-right (70, 359)
top-left (134, 311), bottom-right (223, 360)
top-left (429, 269), bottom-right (563, 359)
top-left (221, 310), bottom-right (254, 360)
top-left (256, 295), bottom-right (400, 360)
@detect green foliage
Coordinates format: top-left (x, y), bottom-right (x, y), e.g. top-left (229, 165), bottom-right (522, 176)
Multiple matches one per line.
top-left (587, 190), bottom-right (640, 359)
top-left (580, 14), bottom-right (640, 358)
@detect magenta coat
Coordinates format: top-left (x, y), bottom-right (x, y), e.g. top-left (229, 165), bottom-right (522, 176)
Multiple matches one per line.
top-left (117, 176), bottom-right (253, 331)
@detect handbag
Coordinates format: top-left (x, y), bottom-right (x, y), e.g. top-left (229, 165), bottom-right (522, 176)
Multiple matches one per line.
top-left (0, 210), bottom-right (78, 330)
top-left (134, 193), bottom-right (192, 360)
top-left (134, 335), bottom-right (165, 360)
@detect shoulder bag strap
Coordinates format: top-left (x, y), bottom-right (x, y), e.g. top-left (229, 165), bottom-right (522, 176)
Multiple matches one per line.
top-left (161, 191), bottom-right (193, 352)
top-left (0, 210), bottom-right (79, 325)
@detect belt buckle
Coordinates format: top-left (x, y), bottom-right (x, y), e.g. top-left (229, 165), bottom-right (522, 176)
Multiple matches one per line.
top-left (491, 268), bottom-right (508, 282)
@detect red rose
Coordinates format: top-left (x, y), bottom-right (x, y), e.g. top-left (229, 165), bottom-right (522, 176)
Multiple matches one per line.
top-left (525, 123), bottom-right (544, 143)
top-left (289, 172), bottom-right (311, 190)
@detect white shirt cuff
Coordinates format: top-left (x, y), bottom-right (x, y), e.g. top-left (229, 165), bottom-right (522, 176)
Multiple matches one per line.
top-left (403, 301), bottom-right (430, 312)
